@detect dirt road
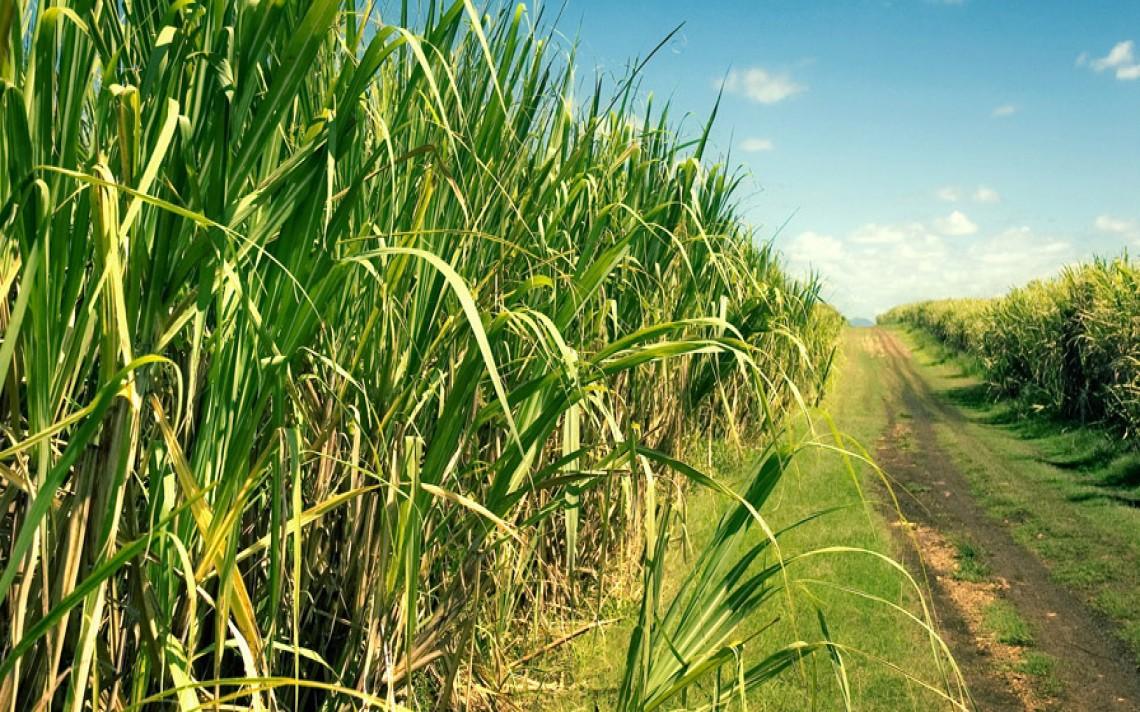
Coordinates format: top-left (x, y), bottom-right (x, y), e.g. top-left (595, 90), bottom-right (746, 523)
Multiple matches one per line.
top-left (860, 327), bottom-right (1140, 711)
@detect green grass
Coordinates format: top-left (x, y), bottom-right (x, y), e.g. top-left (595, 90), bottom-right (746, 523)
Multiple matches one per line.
top-left (1014, 652), bottom-right (1064, 698)
top-left (553, 329), bottom-right (967, 710)
top-left (896, 328), bottom-right (1140, 662)
top-left (982, 601), bottom-right (1035, 646)
top-left (951, 541), bottom-right (991, 583)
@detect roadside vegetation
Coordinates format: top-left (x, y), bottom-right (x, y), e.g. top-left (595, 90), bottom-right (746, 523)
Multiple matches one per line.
top-left (549, 330), bottom-right (973, 710)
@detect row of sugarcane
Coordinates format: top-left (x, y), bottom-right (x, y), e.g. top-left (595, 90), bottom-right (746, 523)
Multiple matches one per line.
top-left (880, 256), bottom-right (1140, 440)
top-left (0, 1), bottom-right (858, 709)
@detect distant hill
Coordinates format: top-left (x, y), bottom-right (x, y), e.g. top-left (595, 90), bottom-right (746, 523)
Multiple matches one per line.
top-left (848, 317), bottom-right (875, 327)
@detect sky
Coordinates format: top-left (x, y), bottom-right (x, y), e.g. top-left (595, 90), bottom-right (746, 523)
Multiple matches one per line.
top-left (542, 0), bottom-right (1140, 319)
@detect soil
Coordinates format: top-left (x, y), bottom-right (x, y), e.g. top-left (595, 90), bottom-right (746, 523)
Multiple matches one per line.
top-left (865, 328), bottom-right (1140, 712)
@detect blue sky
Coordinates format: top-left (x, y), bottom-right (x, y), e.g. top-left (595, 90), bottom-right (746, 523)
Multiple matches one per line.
top-left (547, 0), bottom-right (1140, 318)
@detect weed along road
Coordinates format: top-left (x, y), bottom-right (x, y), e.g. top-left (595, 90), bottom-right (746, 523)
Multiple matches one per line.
top-left (849, 327), bottom-right (1140, 711)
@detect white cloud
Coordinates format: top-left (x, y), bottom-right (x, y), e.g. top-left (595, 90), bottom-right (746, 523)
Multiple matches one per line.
top-left (1094, 214), bottom-right (1135, 233)
top-left (933, 210), bottom-right (978, 236)
top-left (992, 104), bottom-right (1017, 117)
top-left (1094, 215), bottom-right (1140, 244)
top-left (1085, 40), bottom-right (1140, 81)
top-left (718, 68), bottom-right (806, 105)
top-left (1119, 64), bottom-right (1140, 80)
top-left (973, 186), bottom-right (1001, 204)
top-left (936, 186), bottom-right (961, 202)
top-left (784, 231), bottom-right (845, 265)
top-left (973, 227), bottom-right (1070, 265)
top-left (1092, 40), bottom-right (1134, 71)
top-left (740, 137), bottom-right (774, 153)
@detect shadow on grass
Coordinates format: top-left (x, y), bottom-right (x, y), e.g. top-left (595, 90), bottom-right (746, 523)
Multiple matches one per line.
top-left (942, 382), bottom-right (992, 409)
top-left (940, 383), bottom-right (1026, 427)
top-left (1067, 490), bottom-right (1140, 509)
top-left (1100, 454), bottom-right (1140, 489)
top-left (1046, 443), bottom-right (1126, 472)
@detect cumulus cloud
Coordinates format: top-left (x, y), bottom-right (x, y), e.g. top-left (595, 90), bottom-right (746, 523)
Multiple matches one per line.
top-left (992, 104), bottom-right (1017, 117)
top-left (718, 68), bottom-right (806, 104)
top-left (974, 227), bottom-right (1064, 265)
top-left (1083, 40), bottom-right (1140, 80)
top-left (1094, 214), bottom-right (1140, 243)
top-left (933, 210), bottom-right (979, 236)
top-left (740, 137), bottom-right (774, 153)
top-left (1094, 215), bottom-right (1135, 233)
top-left (784, 231), bottom-right (845, 265)
top-left (1092, 41), bottom-right (1134, 71)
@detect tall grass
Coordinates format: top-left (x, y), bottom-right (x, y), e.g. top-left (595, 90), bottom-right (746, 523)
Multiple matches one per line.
top-left (0, 0), bottom-right (867, 708)
top-left (880, 256), bottom-right (1140, 440)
